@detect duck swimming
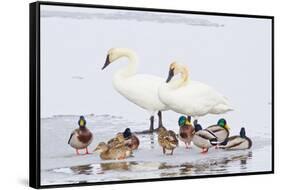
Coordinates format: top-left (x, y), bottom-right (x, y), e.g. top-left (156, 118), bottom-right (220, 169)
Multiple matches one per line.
top-left (158, 62), bottom-right (233, 123)
top-left (206, 118), bottom-right (230, 143)
top-left (219, 127), bottom-right (252, 150)
top-left (178, 116), bottom-right (194, 148)
top-left (192, 121), bottom-right (218, 153)
top-left (94, 142), bottom-right (132, 160)
top-left (157, 126), bottom-right (179, 155)
top-left (102, 48), bottom-right (169, 133)
top-left (68, 116), bottom-right (93, 155)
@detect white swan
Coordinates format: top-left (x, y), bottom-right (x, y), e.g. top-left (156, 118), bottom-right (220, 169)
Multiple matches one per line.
top-left (102, 48), bottom-right (169, 133)
top-left (158, 62), bottom-right (233, 120)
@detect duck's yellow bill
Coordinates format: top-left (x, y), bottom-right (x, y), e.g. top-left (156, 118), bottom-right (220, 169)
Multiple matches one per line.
top-left (185, 120), bottom-right (192, 126)
top-left (79, 120), bottom-right (85, 126)
top-left (225, 124), bottom-right (230, 130)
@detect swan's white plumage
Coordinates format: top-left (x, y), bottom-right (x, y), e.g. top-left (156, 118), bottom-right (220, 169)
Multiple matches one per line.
top-left (113, 73), bottom-right (168, 113)
top-left (158, 63), bottom-right (233, 117)
top-left (105, 48), bottom-right (168, 115)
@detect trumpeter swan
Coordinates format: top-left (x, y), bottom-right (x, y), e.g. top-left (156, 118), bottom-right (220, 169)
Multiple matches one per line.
top-left (102, 48), bottom-right (168, 133)
top-left (158, 62), bottom-right (233, 122)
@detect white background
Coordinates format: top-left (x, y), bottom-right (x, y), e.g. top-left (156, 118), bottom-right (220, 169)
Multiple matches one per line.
top-left (0, 0), bottom-right (279, 189)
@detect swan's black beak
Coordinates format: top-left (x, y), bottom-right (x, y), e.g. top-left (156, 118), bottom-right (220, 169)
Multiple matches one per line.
top-left (166, 68), bottom-right (174, 83)
top-left (102, 54), bottom-right (110, 70)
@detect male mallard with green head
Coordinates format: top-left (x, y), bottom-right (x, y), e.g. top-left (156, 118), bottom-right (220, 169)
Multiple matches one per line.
top-left (68, 116), bottom-right (93, 155)
top-left (192, 120), bottom-right (218, 153)
top-left (94, 142), bottom-right (132, 160)
top-left (178, 116), bottom-right (194, 148)
top-left (206, 118), bottom-right (230, 142)
top-left (157, 126), bottom-right (179, 155)
top-left (219, 127), bottom-right (252, 150)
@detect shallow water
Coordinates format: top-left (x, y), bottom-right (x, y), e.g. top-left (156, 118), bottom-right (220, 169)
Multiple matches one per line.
top-left (40, 115), bottom-right (272, 185)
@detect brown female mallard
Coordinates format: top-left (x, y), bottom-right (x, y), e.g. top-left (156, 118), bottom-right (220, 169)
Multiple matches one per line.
top-left (107, 132), bottom-right (126, 148)
top-left (68, 116), bottom-right (93, 155)
top-left (94, 142), bottom-right (132, 160)
top-left (107, 128), bottom-right (140, 150)
top-left (157, 126), bottom-right (179, 155)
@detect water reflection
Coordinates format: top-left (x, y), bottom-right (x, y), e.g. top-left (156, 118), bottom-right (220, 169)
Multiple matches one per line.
top-left (158, 151), bottom-right (252, 177)
top-left (100, 162), bottom-right (132, 171)
top-left (150, 134), bottom-right (155, 147)
top-left (139, 133), bottom-right (156, 149)
top-left (51, 150), bottom-right (253, 181)
top-left (70, 164), bottom-right (93, 175)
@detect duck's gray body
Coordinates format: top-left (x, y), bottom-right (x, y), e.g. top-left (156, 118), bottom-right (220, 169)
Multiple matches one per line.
top-left (206, 125), bottom-right (229, 142)
top-left (220, 135), bottom-right (252, 150)
top-left (192, 130), bottom-right (217, 149)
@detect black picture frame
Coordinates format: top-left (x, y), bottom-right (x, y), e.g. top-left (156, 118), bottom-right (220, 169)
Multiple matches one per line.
top-left (29, 1), bottom-right (274, 189)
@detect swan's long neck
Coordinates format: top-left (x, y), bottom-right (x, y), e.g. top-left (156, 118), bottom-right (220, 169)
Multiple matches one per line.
top-left (116, 50), bottom-right (138, 78)
top-left (168, 69), bottom-right (189, 89)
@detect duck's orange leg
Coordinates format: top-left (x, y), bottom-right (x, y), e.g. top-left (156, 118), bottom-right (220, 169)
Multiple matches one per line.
top-left (201, 148), bottom-right (208, 154)
top-left (186, 142), bottom-right (192, 149)
top-left (85, 147), bottom-right (89, 154)
top-left (76, 149), bottom-right (80, 155)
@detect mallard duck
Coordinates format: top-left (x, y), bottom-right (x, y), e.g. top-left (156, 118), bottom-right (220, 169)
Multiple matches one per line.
top-left (219, 127), bottom-right (252, 150)
top-left (157, 126), bottom-right (179, 155)
top-left (94, 142), bottom-right (132, 160)
top-left (206, 118), bottom-right (230, 142)
top-left (68, 116), bottom-right (93, 155)
top-left (107, 128), bottom-right (140, 150)
top-left (123, 128), bottom-right (140, 150)
top-left (192, 121), bottom-right (218, 153)
top-left (107, 132), bottom-right (126, 148)
top-left (178, 116), bottom-right (194, 148)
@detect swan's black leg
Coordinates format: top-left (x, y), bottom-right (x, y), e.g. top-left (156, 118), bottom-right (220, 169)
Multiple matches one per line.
top-left (149, 115), bottom-right (154, 132)
top-left (135, 115), bottom-right (155, 134)
top-left (158, 111), bottom-right (164, 128)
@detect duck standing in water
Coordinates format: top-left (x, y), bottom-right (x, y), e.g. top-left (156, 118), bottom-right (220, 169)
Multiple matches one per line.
top-left (192, 121), bottom-right (218, 153)
top-left (219, 127), bottom-right (252, 150)
top-left (206, 118), bottom-right (230, 143)
top-left (94, 142), bottom-right (132, 160)
top-left (68, 116), bottom-right (93, 155)
top-left (157, 126), bottom-right (179, 155)
top-left (178, 116), bottom-right (194, 148)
